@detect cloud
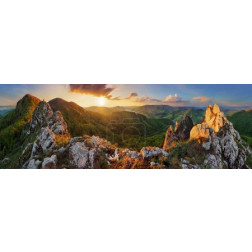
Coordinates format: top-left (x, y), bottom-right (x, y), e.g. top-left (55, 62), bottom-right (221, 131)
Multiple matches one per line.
top-left (164, 94), bottom-right (182, 103)
top-left (105, 95), bottom-right (122, 101)
top-left (69, 84), bottom-right (115, 97)
top-left (192, 96), bottom-right (211, 103)
top-left (125, 92), bottom-right (188, 106)
top-left (69, 84), bottom-right (124, 100)
top-left (125, 92), bottom-right (160, 104)
top-left (126, 93), bottom-right (138, 99)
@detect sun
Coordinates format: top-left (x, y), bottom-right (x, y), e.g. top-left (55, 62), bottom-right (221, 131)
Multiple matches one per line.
top-left (97, 96), bottom-right (106, 106)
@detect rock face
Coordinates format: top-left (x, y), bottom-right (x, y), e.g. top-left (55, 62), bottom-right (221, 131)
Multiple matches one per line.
top-left (141, 147), bottom-right (169, 159)
top-left (201, 121), bottom-right (248, 168)
top-left (20, 100), bottom-right (170, 169)
top-left (190, 104), bottom-right (225, 140)
top-left (42, 155), bottom-right (57, 169)
top-left (21, 101), bottom-right (70, 168)
top-left (189, 104), bottom-right (250, 169)
top-left (163, 116), bottom-right (193, 150)
top-left (14, 99), bottom-right (252, 169)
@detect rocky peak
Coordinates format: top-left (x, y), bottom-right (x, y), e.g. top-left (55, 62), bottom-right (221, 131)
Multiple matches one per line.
top-left (190, 104), bottom-right (226, 140)
top-left (204, 104), bottom-right (225, 132)
top-left (188, 104), bottom-right (250, 168)
top-left (163, 116), bottom-right (194, 150)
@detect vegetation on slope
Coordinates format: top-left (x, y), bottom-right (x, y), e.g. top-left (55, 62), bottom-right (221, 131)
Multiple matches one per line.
top-left (228, 109), bottom-right (252, 137)
top-left (0, 94), bottom-right (40, 159)
top-left (49, 98), bottom-right (173, 150)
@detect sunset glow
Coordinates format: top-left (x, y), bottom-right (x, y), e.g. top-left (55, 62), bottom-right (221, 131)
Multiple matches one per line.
top-left (0, 84), bottom-right (252, 109)
top-left (97, 97), bottom-right (106, 106)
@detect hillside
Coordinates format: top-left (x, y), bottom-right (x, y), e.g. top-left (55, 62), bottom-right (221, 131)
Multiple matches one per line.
top-left (49, 98), bottom-right (173, 150)
top-left (87, 105), bottom-right (205, 124)
top-left (0, 94), bottom-right (40, 159)
top-left (49, 98), bottom-right (107, 137)
top-left (228, 109), bottom-right (252, 137)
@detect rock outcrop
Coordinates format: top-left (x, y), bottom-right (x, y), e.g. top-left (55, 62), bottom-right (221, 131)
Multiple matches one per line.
top-left (163, 116), bottom-right (193, 150)
top-left (19, 100), bottom-right (170, 169)
top-left (190, 104), bottom-right (225, 140)
top-left (201, 121), bottom-right (248, 168)
top-left (189, 104), bottom-right (250, 168)
top-left (21, 101), bottom-right (70, 168)
top-left (13, 99), bottom-right (252, 169)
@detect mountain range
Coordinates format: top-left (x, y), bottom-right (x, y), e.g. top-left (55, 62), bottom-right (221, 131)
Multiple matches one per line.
top-left (0, 94), bottom-right (251, 168)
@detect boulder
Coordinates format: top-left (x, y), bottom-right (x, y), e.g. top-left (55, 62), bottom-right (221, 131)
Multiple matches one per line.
top-left (69, 142), bottom-right (89, 169)
top-left (42, 155), bottom-right (57, 169)
top-left (141, 147), bottom-right (168, 159)
top-left (27, 159), bottom-right (41, 169)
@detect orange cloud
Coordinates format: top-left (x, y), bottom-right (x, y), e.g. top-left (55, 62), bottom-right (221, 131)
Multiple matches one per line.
top-left (192, 96), bottom-right (211, 103)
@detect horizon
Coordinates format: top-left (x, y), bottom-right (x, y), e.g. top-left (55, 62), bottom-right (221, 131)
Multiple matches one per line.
top-left (0, 84), bottom-right (252, 108)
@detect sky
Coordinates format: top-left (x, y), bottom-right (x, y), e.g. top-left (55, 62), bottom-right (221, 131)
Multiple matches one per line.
top-left (0, 84), bottom-right (252, 108)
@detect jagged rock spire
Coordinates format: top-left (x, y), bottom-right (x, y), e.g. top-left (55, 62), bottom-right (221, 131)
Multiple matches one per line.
top-left (190, 104), bottom-right (226, 140)
top-left (163, 116), bottom-right (194, 150)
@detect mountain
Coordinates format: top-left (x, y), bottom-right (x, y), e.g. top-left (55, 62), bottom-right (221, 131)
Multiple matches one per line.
top-left (49, 98), bottom-right (107, 137)
top-left (0, 94), bottom-right (41, 160)
top-left (0, 95), bottom-right (251, 169)
top-left (127, 105), bottom-right (173, 118)
top-left (49, 98), bottom-right (173, 150)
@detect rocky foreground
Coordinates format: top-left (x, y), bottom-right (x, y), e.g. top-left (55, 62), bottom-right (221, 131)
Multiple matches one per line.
top-left (1, 98), bottom-right (251, 169)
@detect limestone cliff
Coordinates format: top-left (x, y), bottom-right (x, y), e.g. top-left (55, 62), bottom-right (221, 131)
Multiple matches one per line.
top-left (187, 104), bottom-right (250, 169)
top-left (190, 104), bottom-right (226, 140)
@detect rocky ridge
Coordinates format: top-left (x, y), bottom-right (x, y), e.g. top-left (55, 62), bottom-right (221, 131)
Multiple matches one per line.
top-left (20, 100), bottom-right (169, 169)
top-left (2, 98), bottom-right (250, 169)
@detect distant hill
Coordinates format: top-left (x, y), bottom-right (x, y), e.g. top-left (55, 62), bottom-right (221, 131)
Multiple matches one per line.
top-left (86, 106), bottom-right (126, 116)
top-left (86, 105), bottom-right (205, 124)
top-left (0, 94), bottom-right (40, 159)
top-left (0, 106), bottom-right (15, 118)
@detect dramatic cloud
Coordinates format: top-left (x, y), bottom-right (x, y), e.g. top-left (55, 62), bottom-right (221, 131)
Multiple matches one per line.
top-left (192, 96), bottom-right (211, 103)
top-left (69, 84), bottom-right (115, 97)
